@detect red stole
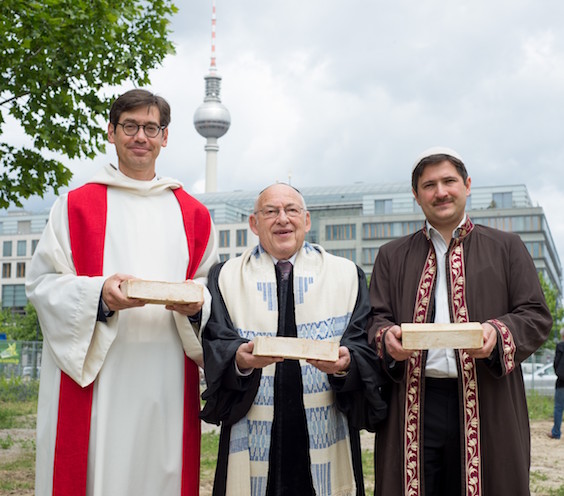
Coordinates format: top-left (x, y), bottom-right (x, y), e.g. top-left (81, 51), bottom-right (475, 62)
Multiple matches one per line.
top-left (53, 183), bottom-right (211, 496)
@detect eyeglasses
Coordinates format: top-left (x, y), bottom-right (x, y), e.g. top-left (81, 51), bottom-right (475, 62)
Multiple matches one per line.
top-left (116, 122), bottom-right (165, 138)
top-left (255, 206), bottom-right (305, 219)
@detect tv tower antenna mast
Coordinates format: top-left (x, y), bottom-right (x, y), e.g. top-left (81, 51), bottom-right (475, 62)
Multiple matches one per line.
top-left (193, 0), bottom-right (231, 193)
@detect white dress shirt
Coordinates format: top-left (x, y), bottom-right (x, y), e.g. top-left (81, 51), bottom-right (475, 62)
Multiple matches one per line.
top-left (424, 215), bottom-right (467, 379)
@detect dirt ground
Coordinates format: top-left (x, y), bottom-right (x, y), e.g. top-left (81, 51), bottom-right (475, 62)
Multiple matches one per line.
top-left (1, 420), bottom-right (563, 495)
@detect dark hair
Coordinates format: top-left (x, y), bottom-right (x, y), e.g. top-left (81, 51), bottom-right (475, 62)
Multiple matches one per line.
top-left (109, 89), bottom-right (171, 128)
top-left (412, 154), bottom-right (468, 193)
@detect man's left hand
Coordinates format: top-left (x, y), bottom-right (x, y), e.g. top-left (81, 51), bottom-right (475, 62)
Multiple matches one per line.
top-left (308, 346), bottom-right (351, 375)
top-left (465, 322), bottom-right (497, 359)
top-left (165, 300), bottom-right (204, 317)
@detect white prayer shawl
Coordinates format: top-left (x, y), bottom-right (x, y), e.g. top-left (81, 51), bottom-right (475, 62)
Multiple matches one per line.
top-left (218, 243), bottom-right (359, 496)
top-left (26, 163), bottom-right (218, 496)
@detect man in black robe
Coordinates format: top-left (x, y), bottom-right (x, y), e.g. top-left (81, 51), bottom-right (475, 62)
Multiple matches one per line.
top-left (201, 183), bottom-right (386, 496)
top-left (368, 147), bottom-right (552, 496)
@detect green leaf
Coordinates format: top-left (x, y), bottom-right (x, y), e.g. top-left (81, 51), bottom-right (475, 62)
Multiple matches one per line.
top-left (0, 0), bottom-right (178, 207)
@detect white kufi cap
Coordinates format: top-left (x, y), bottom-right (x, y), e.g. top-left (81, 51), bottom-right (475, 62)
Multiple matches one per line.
top-left (412, 146), bottom-right (464, 172)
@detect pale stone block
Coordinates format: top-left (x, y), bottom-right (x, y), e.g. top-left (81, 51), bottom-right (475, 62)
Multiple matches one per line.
top-left (120, 279), bottom-right (203, 305)
top-left (401, 322), bottom-right (483, 350)
top-left (252, 336), bottom-right (339, 361)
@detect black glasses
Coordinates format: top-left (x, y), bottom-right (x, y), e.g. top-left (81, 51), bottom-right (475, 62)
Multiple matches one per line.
top-left (116, 122), bottom-right (165, 138)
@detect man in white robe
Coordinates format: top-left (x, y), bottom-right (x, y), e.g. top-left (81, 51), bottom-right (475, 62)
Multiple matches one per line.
top-left (26, 89), bottom-right (218, 496)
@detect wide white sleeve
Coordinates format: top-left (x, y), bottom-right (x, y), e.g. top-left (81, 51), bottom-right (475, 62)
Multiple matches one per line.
top-left (173, 219), bottom-right (219, 367)
top-left (25, 195), bottom-right (117, 387)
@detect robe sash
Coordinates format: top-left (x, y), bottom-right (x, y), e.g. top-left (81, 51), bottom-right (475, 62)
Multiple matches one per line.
top-left (53, 183), bottom-right (210, 496)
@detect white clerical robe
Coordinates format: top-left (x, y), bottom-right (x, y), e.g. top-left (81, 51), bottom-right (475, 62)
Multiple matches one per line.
top-left (26, 164), bottom-right (218, 496)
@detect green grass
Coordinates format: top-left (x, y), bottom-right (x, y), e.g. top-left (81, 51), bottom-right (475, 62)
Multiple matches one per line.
top-left (0, 377), bottom-right (39, 402)
top-left (0, 379), bottom-right (557, 495)
top-left (527, 391), bottom-right (554, 421)
top-left (0, 449), bottom-right (35, 492)
top-left (362, 448), bottom-right (375, 491)
top-left (201, 432), bottom-right (219, 481)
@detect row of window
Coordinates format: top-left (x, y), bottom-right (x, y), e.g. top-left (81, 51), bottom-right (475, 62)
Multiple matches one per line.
top-left (218, 230), bottom-right (248, 248)
top-left (371, 192), bottom-right (514, 214)
top-left (2, 239), bottom-right (39, 257)
top-left (2, 262), bottom-right (26, 279)
top-left (323, 215), bottom-right (543, 242)
top-left (323, 240), bottom-right (546, 267)
top-left (211, 214), bottom-right (543, 252)
top-left (0, 220), bottom-right (34, 235)
top-left (1, 284), bottom-right (26, 308)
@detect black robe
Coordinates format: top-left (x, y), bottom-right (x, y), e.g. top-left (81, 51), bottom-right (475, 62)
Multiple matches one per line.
top-left (201, 261), bottom-right (387, 496)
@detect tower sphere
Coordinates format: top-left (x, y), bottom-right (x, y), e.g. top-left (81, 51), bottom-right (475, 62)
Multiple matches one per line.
top-left (193, 100), bottom-right (231, 139)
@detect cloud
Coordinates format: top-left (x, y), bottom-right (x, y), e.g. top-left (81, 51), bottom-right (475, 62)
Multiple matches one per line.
top-left (8, 0), bottom-right (564, 282)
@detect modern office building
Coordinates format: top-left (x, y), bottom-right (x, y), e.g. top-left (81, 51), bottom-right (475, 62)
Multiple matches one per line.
top-left (0, 181), bottom-right (561, 312)
top-left (196, 182), bottom-right (562, 295)
top-left (0, 210), bottom-right (48, 313)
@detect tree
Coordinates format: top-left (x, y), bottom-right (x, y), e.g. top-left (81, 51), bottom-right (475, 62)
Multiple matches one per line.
top-left (0, 0), bottom-right (178, 208)
top-left (0, 303), bottom-right (41, 341)
top-left (539, 273), bottom-right (564, 347)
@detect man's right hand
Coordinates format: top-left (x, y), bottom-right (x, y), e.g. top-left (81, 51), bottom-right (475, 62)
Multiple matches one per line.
top-left (235, 341), bottom-right (283, 371)
top-left (384, 325), bottom-right (413, 362)
top-left (102, 274), bottom-right (146, 311)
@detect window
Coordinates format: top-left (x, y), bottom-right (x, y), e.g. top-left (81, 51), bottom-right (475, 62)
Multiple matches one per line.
top-left (2, 284), bottom-right (27, 308)
top-left (17, 240), bottom-right (26, 257)
top-left (17, 220), bottom-right (31, 234)
top-left (363, 223), bottom-right (393, 239)
top-left (3, 241), bottom-right (12, 257)
top-left (236, 229), bottom-right (247, 247)
top-left (31, 239), bottom-right (39, 255)
top-left (219, 230), bottom-right (230, 248)
top-left (327, 249), bottom-right (356, 263)
top-left (492, 192), bottom-right (512, 209)
top-left (474, 215), bottom-right (541, 234)
top-left (16, 263), bottom-right (25, 278)
top-left (402, 221), bottom-right (422, 235)
top-left (362, 248), bottom-right (379, 265)
top-left (325, 224), bottom-right (356, 241)
top-left (374, 199), bottom-right (393, 215)
top-left (525, 242), bottom-right (543, 258)
top-left (2, 263), bottom-right (11, 279)
top-left (219, 254), bottom-right (230, 262)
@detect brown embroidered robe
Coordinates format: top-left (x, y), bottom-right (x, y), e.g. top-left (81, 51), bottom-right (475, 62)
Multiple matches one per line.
top-left (368, 217), bottom-right (552, 496)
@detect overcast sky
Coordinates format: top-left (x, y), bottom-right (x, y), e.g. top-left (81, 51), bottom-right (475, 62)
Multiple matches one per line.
top-left (14, 0), bottom-right (564, 277)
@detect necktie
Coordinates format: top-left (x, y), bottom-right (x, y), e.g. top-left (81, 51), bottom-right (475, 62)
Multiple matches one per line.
top-left (276, 260), bottom-right (292, 281)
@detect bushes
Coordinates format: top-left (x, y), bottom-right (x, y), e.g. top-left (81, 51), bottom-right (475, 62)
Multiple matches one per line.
top-left (0, 377), bottom-right (39, 403)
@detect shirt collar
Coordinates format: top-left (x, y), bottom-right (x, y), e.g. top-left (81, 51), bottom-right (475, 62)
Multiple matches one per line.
top-left (426, 214), bottom-right (468, 242)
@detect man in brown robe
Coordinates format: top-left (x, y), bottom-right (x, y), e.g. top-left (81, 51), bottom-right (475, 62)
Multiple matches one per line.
top-left (368, 146), bottom-right (552, 496)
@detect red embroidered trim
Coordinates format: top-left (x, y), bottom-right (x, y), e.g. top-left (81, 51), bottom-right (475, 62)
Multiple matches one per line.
top-left (404, 247), bottom-right (436, 496)
top-left (413, 250), bottom-right (436, 324)
top-left (404, 351), bottom-right (423, 495)
top-left (488, 318), bottom-right (515, 373)
top-left (375, 326), bottom-right (391, 359)
top-left (403, 220), bottom-right (483, 496)
top-left (450, 241), bottom-right (482, 496)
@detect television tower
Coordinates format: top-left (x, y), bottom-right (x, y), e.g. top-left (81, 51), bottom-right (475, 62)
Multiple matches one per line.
top-left (193, 0), bottom-right (231, 193)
